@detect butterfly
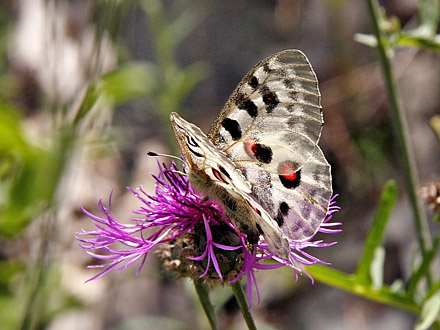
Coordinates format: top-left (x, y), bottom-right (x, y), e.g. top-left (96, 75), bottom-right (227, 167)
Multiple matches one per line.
top-left (170, 50), bottom-right (332, 259)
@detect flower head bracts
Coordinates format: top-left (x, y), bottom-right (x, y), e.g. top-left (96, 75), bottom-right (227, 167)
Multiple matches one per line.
top-left (77, 161), bottom-right (341, 307)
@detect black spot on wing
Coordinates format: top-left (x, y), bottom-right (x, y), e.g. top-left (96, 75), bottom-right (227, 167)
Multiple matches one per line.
top-left (263, 91), bottom-right (279, 113)
top-left (277, 67), bottom-right (287, 77)
top-left (275, 211), bottom-right (284, 227)
top-left (221, 118), bottom-right (242, 140)
top-left (253, 144), bottom-right (273, 164)
top-left (279, 202), bottom-right (289, 215)
top-left (239, 99), bottom-right (258, 118)
top-left (275, 202), bottom-right (289, 227)
top-left (249, 75), bottom-right (259, 89)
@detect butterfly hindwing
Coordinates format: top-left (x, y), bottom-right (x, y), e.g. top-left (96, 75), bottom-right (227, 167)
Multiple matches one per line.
top-left (208, 49), bottom-right (322, 176)
top-left (243, 147), bottom-right (332, 241)
top-left (207, 49), bottom-right (332, 242)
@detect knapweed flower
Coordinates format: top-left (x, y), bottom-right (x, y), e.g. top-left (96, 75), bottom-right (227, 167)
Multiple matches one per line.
top-left (77, 161), bottom-right (341, 307)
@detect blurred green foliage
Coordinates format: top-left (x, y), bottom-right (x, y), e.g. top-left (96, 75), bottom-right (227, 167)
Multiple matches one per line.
top-left (0, 0), bottom-right (209, 329)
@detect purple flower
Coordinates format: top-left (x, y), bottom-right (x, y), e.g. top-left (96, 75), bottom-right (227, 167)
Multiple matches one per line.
top-left (77, 161), bottom-right (341, 306)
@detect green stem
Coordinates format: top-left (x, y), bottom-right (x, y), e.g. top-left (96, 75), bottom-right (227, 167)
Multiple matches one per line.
top-left (19, 212), bottom-right (56, 330)
top-left (19, 125), bottom-right (74, 330)
top-left (193, 278), bottom-right (218, 330)
top-left (366, 0), bottom-right (432, 257)
top-left (230, 281), bottom-right (257, 330)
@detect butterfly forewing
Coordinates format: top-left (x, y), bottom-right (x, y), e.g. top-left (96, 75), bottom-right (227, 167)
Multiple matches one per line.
top-left (208, 50), bottom-right (322, 175)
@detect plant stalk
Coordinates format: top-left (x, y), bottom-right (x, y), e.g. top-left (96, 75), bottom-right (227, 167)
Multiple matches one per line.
top-left (366, 0), bottom-right (432, 256)
top-left (193, 278), bottom-right (218, 330)
top-left (19, 124), bottom-right (74, 330)
top-left (230, 281), bottom-right (257, 330)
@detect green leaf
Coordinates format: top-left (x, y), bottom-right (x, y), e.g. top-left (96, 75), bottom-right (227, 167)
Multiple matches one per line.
top-left (155, 61), bottom-right (211, 119)
top-left (415, 291), bottom-right (440, 330)
top-left (0, 136), bottom-right (67, 238)
top-left (0, 296), bottom-right (20, 330)
top-left (355, 180), bottom-right (398, 285)
top-left (306, 264), bottom-right (420, 314)
top-left (166, 61), bottom-right (211, 105)
top-left (0, 152), bottom-right (46, 237)
top-left (0, 103), bottom-right (28, 153)
top-left (99, 62), bottom-right (158, 104)
top-left (428, 280), bottom-right (440, 301)
top-left (73, 62), bottom-right (158, 125)
top-left (0, 260), bottom-right (23, 330)
top-left (407, 235), bottom-right (440, 297)
top-left (306, 264), bottom-right (356, 291)
top-left (398, 33), bottom-right (440, 53)
top-left (0, 260), bottom-right (23, 294)
top-left (0, 107), bottom-right (58, 237)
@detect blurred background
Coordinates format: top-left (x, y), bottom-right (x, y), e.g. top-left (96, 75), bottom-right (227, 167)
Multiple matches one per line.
top-left (1, 0), bottom-right (439, 329)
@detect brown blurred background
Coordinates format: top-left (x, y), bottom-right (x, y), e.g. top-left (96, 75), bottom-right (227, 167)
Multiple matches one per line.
top-left (2, 0), bottom-right (440, 329)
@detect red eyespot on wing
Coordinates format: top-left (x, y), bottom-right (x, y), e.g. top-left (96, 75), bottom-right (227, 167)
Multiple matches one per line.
top-left (278, 162), bottom-right (301, 189)
top-left (283, 172), bottom-right (297, 181)
top-left (245, 138), bottom-right (258, 156)
top-left (244, 138), bottom-right (273, 164)
top-left (212, 168), bottom-right (226, 183)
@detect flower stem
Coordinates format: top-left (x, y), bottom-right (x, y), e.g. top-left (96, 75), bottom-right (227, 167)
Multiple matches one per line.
top-left (366, 0), bottom-right (432, 256)
top-left (230, 281), bottom-right (257, 330)
top-left (193, 278), bottom-right (218, 330)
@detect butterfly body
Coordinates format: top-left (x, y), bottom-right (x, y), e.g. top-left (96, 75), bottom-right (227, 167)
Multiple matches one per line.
top-left (170, 50), bottom-right (332, 259)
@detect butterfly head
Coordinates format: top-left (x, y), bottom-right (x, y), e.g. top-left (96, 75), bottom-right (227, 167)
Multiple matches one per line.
top-left (170, 112), bottom-right (208, 168)
top-left (170, 112), bottom-right (251, 195)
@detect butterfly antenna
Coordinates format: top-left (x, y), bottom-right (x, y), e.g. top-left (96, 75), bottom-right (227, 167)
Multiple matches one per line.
top-left (147, 151), bottom-right (183, 163)
top-left (147, 151), bottom-right (187, 174)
